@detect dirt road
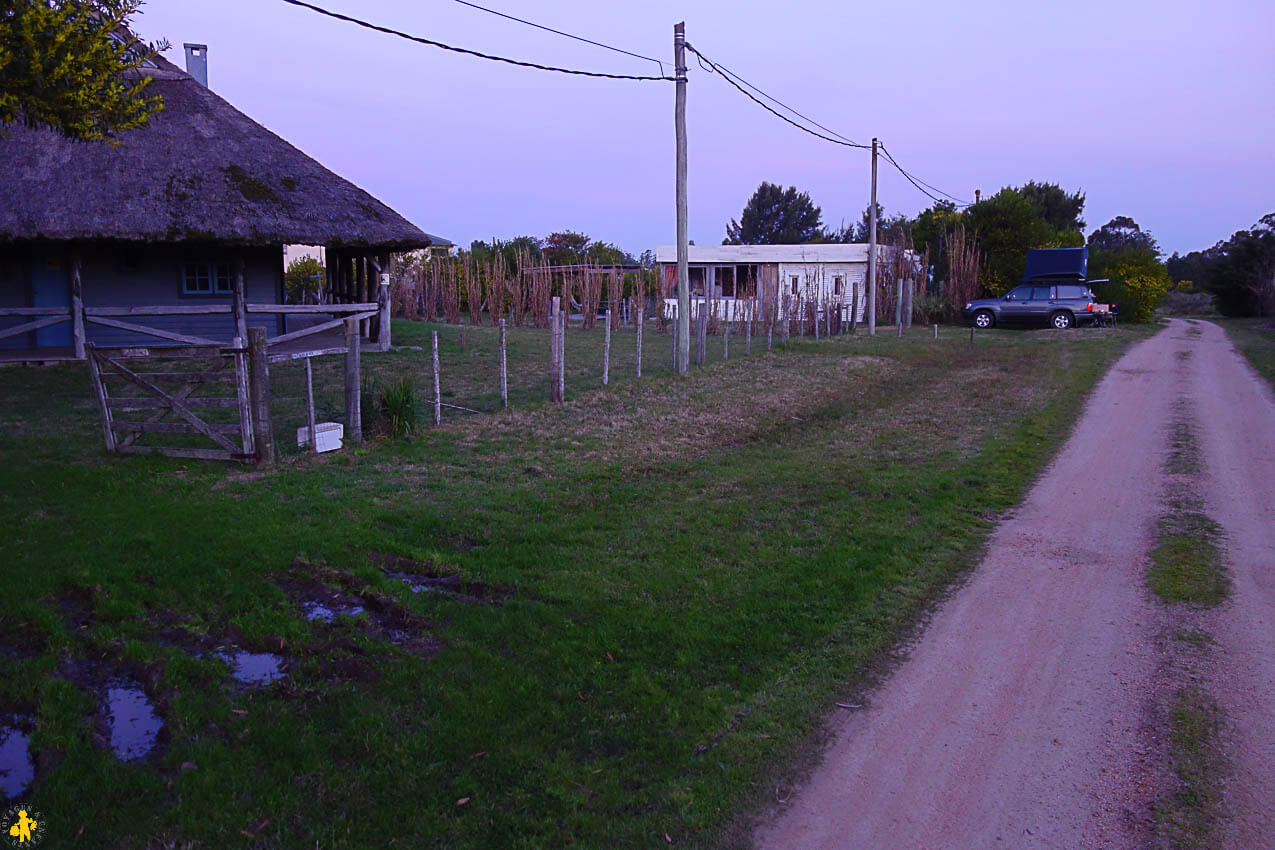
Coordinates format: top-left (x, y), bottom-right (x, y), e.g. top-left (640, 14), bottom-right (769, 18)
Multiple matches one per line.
top-left (754, 320), bottom-right (1275, 849)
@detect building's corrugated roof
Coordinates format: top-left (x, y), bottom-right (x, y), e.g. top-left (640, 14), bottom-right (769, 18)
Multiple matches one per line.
top-left (1021, 248), bottom-right (1089, 281)
top-left (0, 55), bottom-right (435, 250)
top-left (656, 244), bottom-right (882, 264)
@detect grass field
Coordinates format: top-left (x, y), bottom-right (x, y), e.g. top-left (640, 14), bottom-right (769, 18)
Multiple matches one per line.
top-left (1216, 317), bottom-right (1275, 390)
top-left (0, 319), bottom-right (1154, 847)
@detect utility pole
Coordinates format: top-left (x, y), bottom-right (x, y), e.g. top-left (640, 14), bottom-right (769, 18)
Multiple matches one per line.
top-left (674, 22), bottom-right (690, 374)
top-left (867, 137), bottom-right (878, 335)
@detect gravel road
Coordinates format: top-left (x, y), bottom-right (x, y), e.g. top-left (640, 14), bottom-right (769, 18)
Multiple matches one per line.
top-left (754, 319), bottom-right (1275, 849)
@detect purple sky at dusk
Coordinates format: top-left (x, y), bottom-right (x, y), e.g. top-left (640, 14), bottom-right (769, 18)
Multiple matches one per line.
top-left (137, 0), bottom-right (1272, 257)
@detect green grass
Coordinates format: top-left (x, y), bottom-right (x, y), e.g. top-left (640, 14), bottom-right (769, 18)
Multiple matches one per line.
top-left (0, 321), bottom-right (1152, 847)
top-left (1215, 317), bottom-right (1275, 391)
top-left (1151, 419), bottom-right (1228, 607)
top-left (1155, 686), bottom-right (1226, 849)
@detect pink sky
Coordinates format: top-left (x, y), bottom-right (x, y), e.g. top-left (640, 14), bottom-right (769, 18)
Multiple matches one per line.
top-left (137, 0), bottom-right (1273, 256)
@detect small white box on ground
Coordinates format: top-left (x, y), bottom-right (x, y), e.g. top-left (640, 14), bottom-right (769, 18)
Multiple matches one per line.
top-left (297, 421), bottom-right (343, 453)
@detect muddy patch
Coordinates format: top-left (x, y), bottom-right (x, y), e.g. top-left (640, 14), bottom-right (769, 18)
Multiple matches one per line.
top-left (0, 720), bottom-right (35, 799)
top-left (289, 558), bottom-right (444, 658)
top-left (371, 552), bottom-right (512, 605)
top-left (103, 679), bottom-right (162, 761)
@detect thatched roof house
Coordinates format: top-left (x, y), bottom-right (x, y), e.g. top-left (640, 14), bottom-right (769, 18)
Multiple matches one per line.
top-left (0, 44), bottom-right (444, 360)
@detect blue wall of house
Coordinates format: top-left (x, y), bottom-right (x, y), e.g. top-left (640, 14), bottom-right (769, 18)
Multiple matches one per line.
top-left (1, 243), bottom-right (285, 350)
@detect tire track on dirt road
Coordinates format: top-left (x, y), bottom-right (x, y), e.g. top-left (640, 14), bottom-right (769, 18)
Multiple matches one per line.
top-left (755, 321), bottom-right (1224, 849)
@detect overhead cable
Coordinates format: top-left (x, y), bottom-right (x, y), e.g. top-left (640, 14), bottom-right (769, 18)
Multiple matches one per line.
top-left (277, 0), bottom-right (676, 81)
top-left (450, 0), bottom-right (667, 77)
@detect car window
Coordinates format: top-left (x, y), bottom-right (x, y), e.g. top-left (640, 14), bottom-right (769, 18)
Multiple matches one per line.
top-left (1031, 286), bottom-right (1053, 300)
top-left (1006, 286), bottom-right (1031, 301)
top-left (1057, 285), bottom-right (1087, 299)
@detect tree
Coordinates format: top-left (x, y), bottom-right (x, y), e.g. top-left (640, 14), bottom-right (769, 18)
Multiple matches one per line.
top-left (1088, 247), bottom-right (1171, 322)
top-left (724, 182), bottom-right (823, 244)
top-left (284, 256), bottom-right (325, 304)
top-left (1, 0), bottom-right (166, 142)
top-left (964, 188), bottom-right (1058, 295)
top-left (1018, 180), bottom-right (1086, 235)
top-left (1088, 216), bottom-right (1159, 254)
top-left (1197, 214), bottom-right (1275, 316)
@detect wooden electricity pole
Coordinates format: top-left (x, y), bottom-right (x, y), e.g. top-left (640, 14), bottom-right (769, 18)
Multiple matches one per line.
top-left (674, 22), bottom-right (690, 375)
top-left (867, 137), bottom-right (878, 336)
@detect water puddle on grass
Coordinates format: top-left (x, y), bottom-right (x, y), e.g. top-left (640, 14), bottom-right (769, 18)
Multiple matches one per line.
top-left (219, 652), bottom-right (286, 686)
top-left (0, 725), bottom-right (34, 798)
top-left (384, 571), bottom-right (443, 595)
top-left (302, 601), bottom-right (365, 622)
top-left (104, 681), bottom-right (161, 761)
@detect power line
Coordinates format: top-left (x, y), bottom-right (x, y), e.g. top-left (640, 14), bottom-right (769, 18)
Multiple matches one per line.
top-left (682, 42), bottom-right (870, 149)
top-left (450, 0), bottom-right (667, 77)
top-left (700, 57), bottom-right (862, 148)
top-left (878, 143), bottom-right (972, 207)
top-left (277, 0), bottom-right (676, 82)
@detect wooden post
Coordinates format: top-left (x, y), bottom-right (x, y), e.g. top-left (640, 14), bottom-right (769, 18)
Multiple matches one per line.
top-left (934, 323), bottom-right (939, 340)
top-left (247, 326), bottom-right (274, 465)
top-left (550, 296), bottom-right (561, 402)
top-left (343, 318), bottom-right (361, 443)
top-left (558, 308), bottom-right (566, 401)
top-left (904, 278), bottom-right (914, 329)
top-left (70, 254), bottom-right (86, 359)
top-left (850, 279), bottom-right (859, 334)
top-left (674, 22), bottom-right (690, 375)
top-left (232, 335), bottom-right (254, 459)
top-left (895, 279), bottom-right (903, 330)
top-left (670, 304), bottom-right (678, 372)
top-left (376, 278), bottom-right (391, 351)
top-left (745, 301), bottom-right (752, 355)
top-left (499, 318), bottom-right (508, 408)
top-left (723, 315), bottom-right (730, 359)
top-left (432, 330), bottom-right (441, 425)
top-left (603, 307), bottom-right (611, 386)
top-left (304, 355), bottom-right (317, 454)
top-left (970, 325), bottom-right (975, 343)
top-left (868, 137), bottom-right (878, 336)
top-left (233, 256), bottom-right (249, 343)
top-left (85, 345), bottom-right (116, 452)
top-left (635, 303), bottom-right (643, 378)
top-left (782, 295), bottom-right (790, 342)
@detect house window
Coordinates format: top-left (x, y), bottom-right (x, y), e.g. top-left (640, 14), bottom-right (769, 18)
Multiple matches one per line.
top-left (833, 275), bottom-right (844, 295)
top-left (790, 275), bottom-right (800, 294)
top-left (182, 262), bottom-right (234, 295)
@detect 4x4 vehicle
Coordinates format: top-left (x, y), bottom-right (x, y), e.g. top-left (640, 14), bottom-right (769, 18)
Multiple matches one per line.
top-left (962, 283), bottom-right (1097, 330)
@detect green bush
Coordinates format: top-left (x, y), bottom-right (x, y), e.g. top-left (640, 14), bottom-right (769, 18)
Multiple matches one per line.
top-left (380, 378), bottom-right (418, 439)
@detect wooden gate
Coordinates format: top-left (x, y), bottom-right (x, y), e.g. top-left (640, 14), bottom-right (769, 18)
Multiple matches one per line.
top-left (85, 341), bottom-right (256, 462)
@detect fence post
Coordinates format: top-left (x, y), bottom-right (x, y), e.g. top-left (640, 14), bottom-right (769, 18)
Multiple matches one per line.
top-left (70, 254), bottom-right (86, 360)
top-left (670, 304), bottom-right (678, 372)
top-left (850, 281), bottom-right (859, 335)
top-left (895, 279), bottom-right (903, 330)
top-left (432, 330), bottom-right (441, 425)
top-left (304, 355), bottom-right (318, 454)
top-left (85, 344), bottom-right (116, 452)
top-left (635, 304), bottom-right (643, 378)
top-left (558, 308), bottom-right (566, 401)
top-left (247, 326), bottom-right (274, 465)
top-left (377, 278), bottom-right (391, 351)
top-left (233, 257), bottom-right (249, 344)
top-left (343, 318), bottom-right (361, 443)
top-left (904, 278), bottom-right (914, 330)
top-left (499, 318), bottom-right (508, 408)
top-left (745, 302), bottom-right (752, 355)
top-left (550, 296), bottom-right (561, 402)
top-left (934, 323), bottom-right (939, 340)
top-left (603, 307), bottom-right (611, 386)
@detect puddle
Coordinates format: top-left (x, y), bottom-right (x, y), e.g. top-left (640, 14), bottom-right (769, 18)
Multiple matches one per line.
top-left (219, 651), bottom-right (286, 686)
top-left (104, 681), bottom-right (161, 761)
top-left (302, 601), bottom-right (365, 623)
top-left (0, 725), bottom-right (34, 798)
top-left (383, 570), bottom-right (508, 605)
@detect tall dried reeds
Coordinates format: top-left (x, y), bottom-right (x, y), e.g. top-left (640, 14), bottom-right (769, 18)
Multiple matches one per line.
top-left (946, 224), bottom-right (981, 320)
top-left (441, 258), bottom-right (461, 324)
top-left (464, 253), bottom-right (484, 325)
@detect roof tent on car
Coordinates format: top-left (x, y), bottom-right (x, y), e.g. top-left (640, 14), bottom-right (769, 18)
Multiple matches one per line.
top-left (1020, 247), bottom-right (1088, 282)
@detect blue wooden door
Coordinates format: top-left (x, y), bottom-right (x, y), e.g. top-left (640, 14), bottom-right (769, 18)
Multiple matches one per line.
top-left (32, 255), bottom-right (72, 348)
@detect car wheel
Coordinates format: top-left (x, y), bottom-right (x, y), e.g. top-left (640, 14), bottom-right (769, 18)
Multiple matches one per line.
top-left (973, 310), bottom-right (994, 329)
top-left (1051, 311), bottom-right (1074, 330)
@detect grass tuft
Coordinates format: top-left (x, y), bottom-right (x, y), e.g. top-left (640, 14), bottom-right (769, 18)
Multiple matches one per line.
top-left (1155, 686), bottom-right (1226, 849)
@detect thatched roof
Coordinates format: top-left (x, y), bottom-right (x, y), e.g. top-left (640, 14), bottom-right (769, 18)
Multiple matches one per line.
top-left (0, 55), bottom-right (436, 250)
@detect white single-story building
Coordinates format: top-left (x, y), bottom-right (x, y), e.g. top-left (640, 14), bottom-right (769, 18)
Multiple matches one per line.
top-left (654, 244), bottom-right (890, 322)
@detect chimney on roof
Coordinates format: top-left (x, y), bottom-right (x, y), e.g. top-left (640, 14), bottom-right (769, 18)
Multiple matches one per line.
top-left (183, 43), bottom-right (208, 87)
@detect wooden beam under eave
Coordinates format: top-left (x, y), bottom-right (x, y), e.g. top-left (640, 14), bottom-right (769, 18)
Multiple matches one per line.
top-left (70, 252), bottom-right (86, 359)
